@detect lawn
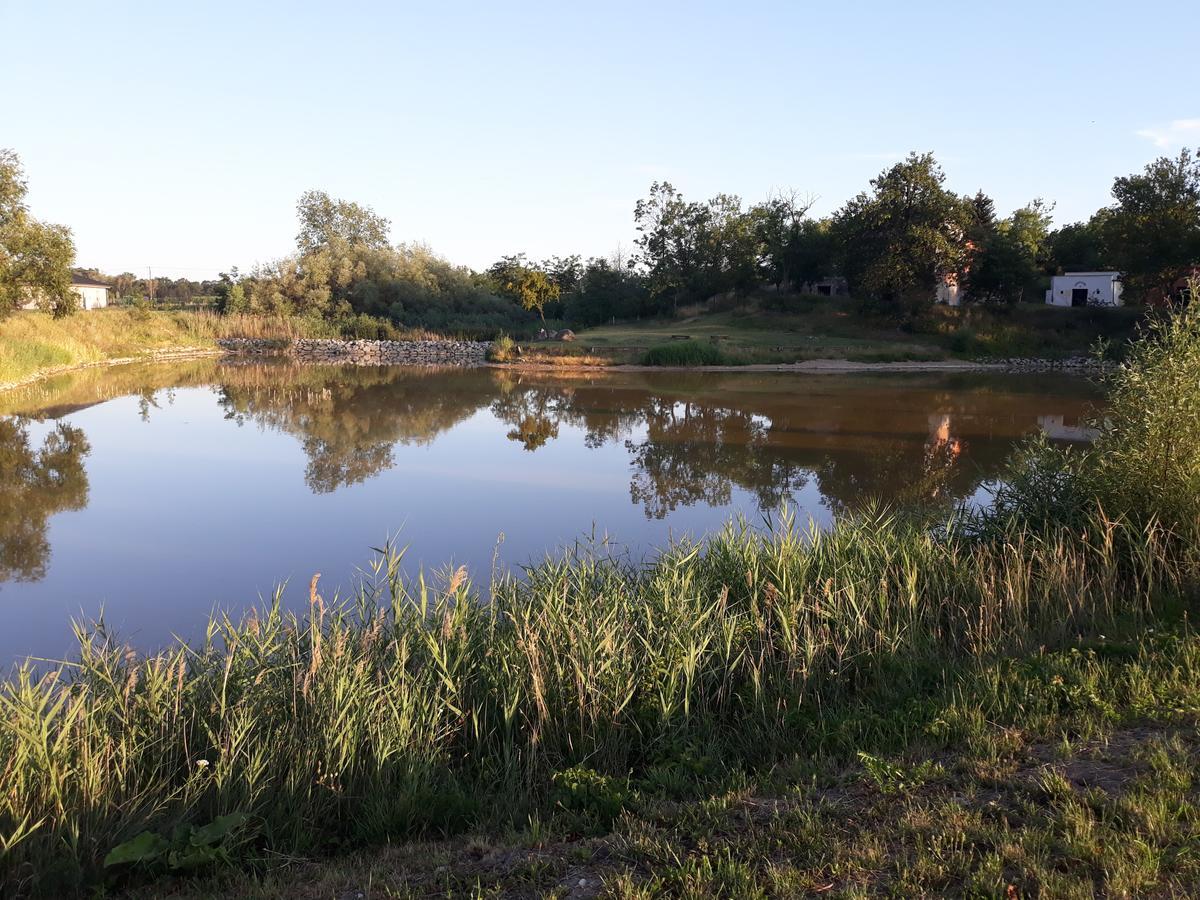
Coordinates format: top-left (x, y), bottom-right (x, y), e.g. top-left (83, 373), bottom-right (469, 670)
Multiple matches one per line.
top-left (566, 295), bottom-right (1145, 366)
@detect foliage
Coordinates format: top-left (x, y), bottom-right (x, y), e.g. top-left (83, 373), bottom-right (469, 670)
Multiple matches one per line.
top-left (0, 418), bottom-right (90, 581)
top-left (4, 323), bottom-right (1200, 891)
top-left (1089, 289), bottom-right (1200, 527)
top-left (1046, 215), bottom-right (1111, 272)
top-left (488, 254), bottom-right (560, 321)
top-left (966, 196), bottom-right (1053, 303)
top-left (487, 332), bottom-right (516, 362)
top-left (642, 340), bottom-right (733, 366)
top-left (1102, 148), bottom-right (1200, 297)
top-left (104, 813), bottom-right (248, 873)
top-left (551, 767), bottom-right (629, 826)
top-left (833, 153), bottom-right (972, 317)
top-left (295, 190), bottom-right (391, 255)
top-left (563, 256), bottom-right (650, 326)
top-left (633, 182), bottom-right (763, 310)
top-left (0, 149), bottom-right (76, 317)
top-left (241, 241), bottom-right (532, 336)
top-left (976, 286), bottom-right (1200, 534)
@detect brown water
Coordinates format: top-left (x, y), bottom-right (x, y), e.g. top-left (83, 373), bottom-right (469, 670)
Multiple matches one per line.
top-left (0, 359), bottom-right (1101, 661)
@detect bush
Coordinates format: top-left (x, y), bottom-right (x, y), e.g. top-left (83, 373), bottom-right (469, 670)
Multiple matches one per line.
top-left (487, 333), bottom-right (516, 362)
top-left (1090, 297), bottom-right (1200, 528)
top-left (642, 340), bottom-right (734, 366)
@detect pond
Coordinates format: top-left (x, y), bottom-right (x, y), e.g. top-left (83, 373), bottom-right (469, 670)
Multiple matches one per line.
top-left (0, 360), bottom-right (1102, 662)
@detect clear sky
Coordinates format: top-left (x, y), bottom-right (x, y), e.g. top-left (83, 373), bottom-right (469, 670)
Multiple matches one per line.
top-left (3, 0), bottom-right (1198, 280)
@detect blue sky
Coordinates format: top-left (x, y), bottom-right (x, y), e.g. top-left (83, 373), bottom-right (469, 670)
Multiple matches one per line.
top-left (3, 0), bottom-right (1197, 279)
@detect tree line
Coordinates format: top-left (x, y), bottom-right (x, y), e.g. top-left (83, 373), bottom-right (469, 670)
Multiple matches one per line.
top-left (3, 146), bottom-right (1198, 329)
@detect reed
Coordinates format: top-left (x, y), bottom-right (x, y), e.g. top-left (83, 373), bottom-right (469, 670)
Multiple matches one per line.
top-left (0, 505), bottom-right (1194, 894)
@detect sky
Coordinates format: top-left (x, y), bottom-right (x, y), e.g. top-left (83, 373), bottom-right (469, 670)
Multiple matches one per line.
top-left (3, 0), bottom-right (1198, 280)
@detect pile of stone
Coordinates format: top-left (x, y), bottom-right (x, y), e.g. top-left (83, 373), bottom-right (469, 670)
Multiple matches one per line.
top-left (997, 356), bottom-right (1114, 373)
top-left (217, 338), bottom-right (492, 366)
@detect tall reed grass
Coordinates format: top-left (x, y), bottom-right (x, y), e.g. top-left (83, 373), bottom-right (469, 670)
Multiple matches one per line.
top-left (2, 291), bottom-right (1198, 895)
top-left (0, 507), bottom-right (1194, 894)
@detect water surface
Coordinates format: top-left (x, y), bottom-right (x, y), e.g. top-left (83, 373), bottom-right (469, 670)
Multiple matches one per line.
top-left (1, 360), bottom-right (1101, 661)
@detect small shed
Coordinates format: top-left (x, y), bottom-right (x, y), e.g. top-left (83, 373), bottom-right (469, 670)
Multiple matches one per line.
top-left (1046, 272), bottom-right (1122, 308)
top-left (70, 275), bottom-right (110, 310)
top-left (20, 274), bottom-right (110, 311)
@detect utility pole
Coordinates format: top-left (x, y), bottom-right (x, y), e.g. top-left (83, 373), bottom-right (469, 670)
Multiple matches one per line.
top-left (147, 267), bottom-right (155, 305)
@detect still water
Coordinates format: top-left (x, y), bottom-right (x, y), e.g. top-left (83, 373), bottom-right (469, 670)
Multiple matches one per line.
top-left (1, 359), bottom-right (1101, 662)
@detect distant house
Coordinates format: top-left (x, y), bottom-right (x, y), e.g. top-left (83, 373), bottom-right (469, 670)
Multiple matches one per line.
top-left (798, 276), bottom-right (848, 297)
top-left (1145, 266), bottom-right (1200, 308)
top-left (21, 274), bottom-right (110, 311)
top-left (1046, 272), bottom-right (1123, 308)
top-left (935, 271), bottom-right (962, 307)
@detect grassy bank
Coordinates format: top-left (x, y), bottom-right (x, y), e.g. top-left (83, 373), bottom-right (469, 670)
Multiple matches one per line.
top-left (133, 618), bottom-right (1200, 899)
top-left (0, 310), bottom-right (327, 387)
top-left (1, 306), bottom-right (1195, 898)
top-left (573, 295), bottom-right (1143, 365)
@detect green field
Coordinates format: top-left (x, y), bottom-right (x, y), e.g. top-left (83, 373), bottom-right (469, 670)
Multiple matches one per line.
top-left (567, 296), bottom-right (1145, 365)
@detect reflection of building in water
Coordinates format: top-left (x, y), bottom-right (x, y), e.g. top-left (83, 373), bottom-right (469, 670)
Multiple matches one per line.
top-left (1038, 415), bottom-right (1099, 442)
top-left (922, 413), bottom-right (963, 500)
top-left (927, 414), bottom-right (960, 451)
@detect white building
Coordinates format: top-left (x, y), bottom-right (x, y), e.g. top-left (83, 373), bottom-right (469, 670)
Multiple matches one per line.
top-left (1046, 272), bottom-right (1123, 308)
top-left (21, 274), bottom-right (110, 310)
top-left (68, 275), bottom-right (110, 309)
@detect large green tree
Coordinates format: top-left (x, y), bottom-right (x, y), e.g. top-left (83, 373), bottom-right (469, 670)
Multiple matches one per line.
top-left (295, 190), bottom-right (391, 254)
top-left (966, 195), bottom-right (1053, 303)
top-left (488, 254), bottom-right (560, 322)
top-left (1102, 148), bottom-right (1200, 297)
top-left (833, 153), bottom-right (971, 316)
top-left (0, 149), bottom-right (77, 317)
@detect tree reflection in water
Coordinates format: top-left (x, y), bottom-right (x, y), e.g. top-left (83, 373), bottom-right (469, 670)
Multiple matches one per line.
top-left (0, 361), bottom-right (1100, 589)
top-left (0, 418), bottom-right (90, 583)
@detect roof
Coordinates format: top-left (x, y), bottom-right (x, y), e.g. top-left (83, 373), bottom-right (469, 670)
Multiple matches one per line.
top-left (1056, 271), bottom-right (1120, 278)
top-left (70, 275), bottom-right (110, 288)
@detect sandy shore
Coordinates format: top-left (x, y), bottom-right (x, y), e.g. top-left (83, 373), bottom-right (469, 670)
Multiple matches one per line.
top-left (489, 358), bottom-right (1008, 374)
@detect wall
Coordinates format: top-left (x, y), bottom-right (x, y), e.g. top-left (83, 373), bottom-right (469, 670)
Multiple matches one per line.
top-left (75, 286), bottom-right (108, 310)
top-left (1047, 274), bottom-right (1123, 307)
top-left (217, 338), bottom-right (491, 365)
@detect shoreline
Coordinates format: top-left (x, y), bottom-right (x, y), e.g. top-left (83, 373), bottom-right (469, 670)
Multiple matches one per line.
top-left (1, 347), bottom-right (1107, 397)
top-left (487, 357), bottom-right (1010, 374)
top-left (0, 346), bottom-right (223, 395)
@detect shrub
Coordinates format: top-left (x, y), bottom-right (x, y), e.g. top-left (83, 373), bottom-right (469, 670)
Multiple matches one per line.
top-left (642, 340), bottom-right (733, 366)
top-left (487, 333), bottom-right (516, 362)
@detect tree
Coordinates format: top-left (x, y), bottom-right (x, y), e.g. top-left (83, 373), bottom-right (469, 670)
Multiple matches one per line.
top-left (488, 254), bottom-right (560, 321)
top-left (1047, 216), bottom-right (1111, 273)
top-left (833, 153), bottom-right (971, 316)
top-left (295, 190), bottom-right (391, 255)
top-left (751, 190), bottom-right (814, 289)
top-left (0, 149), bottom-right (76, 317)
top-left (633, 181), bottom-right (697, 310)
top-left (1102, 148), bottom-right (1200, 297)
top-left (782, 218), bottom-right (837, 289)
top-left (966, 196), bottom-right (1052, 303)
top-left (215, 269), bottom-right (248, 314)
top-left (565, 257), bottom-right (649, 325)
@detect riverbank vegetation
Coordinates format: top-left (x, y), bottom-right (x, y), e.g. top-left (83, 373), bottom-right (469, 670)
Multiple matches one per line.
top-left (2, 292), bottom-right (1198, 897)
top-left (0, 310), bottom-right (329, 387)
top-left (7, 147), bottom-right (1196, 363)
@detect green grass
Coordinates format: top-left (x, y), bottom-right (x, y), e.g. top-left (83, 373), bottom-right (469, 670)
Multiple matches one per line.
top-left (0, 310), bottom-right (336, 386)
top-left (0, 309), bottom-right (440, 387)
top-left (576, 294), bottom-right (1144, 364)
top-left (1, 504), bottom-right (1195, 897)
top-left (0, 296), bottom-right (1192, 898)
top-left (642, 340), bottom-right (737, 366)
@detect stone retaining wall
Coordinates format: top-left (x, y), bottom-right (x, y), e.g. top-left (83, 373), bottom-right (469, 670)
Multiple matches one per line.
top-left (996, 356), bottom-right (1113, 373)
top-left (217, 338), bottom-right (491, 366)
